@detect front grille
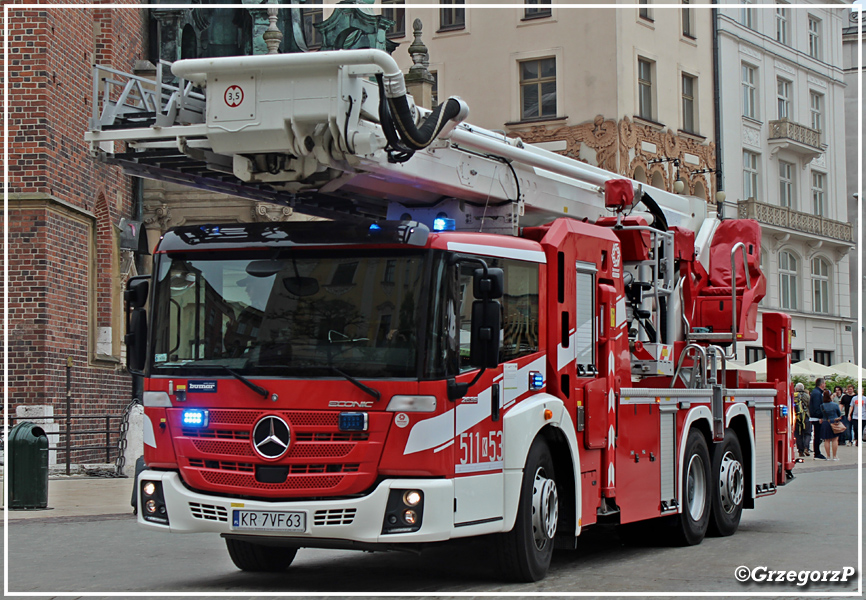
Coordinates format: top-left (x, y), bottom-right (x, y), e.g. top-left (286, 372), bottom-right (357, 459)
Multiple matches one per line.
top-left (182, 428), bottom-right (249, 440)
top-left (188, 459), bottom-right (254, 472)
top-left (314, 508), bottom-right (357, 526)
top-left (173, 409), bottom-right (386, 499)
top-left (189, 502), bottom-right (229, 522)
top-left (201, 470), bottom-right (344, 490)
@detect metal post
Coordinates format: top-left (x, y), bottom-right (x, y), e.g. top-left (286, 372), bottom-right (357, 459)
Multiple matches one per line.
top-left (65, 357), bottom-right (73, 476)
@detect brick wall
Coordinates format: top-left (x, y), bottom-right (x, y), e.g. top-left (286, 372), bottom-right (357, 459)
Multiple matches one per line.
top-left (5, 2), bottom-right (146, 464)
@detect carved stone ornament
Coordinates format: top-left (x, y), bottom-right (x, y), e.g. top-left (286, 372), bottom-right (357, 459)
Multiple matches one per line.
top-left (144, 203), bottom-right (174, 232)
top-left (252, 202), bottom-right (293, 222)
top-left (516, 115), bottom-right (716, 199)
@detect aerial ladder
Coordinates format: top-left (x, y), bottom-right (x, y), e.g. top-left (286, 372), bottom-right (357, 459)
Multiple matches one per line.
top-left (86, 49), bottom-right (765, 382)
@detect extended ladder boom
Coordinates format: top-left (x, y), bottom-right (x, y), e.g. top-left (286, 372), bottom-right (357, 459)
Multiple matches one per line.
top-left (86, 49), bottom-right (706, 234)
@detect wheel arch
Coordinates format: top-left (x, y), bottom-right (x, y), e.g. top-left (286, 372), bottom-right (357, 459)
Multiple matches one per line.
top-left (501, 393), bottom-right (581, 538)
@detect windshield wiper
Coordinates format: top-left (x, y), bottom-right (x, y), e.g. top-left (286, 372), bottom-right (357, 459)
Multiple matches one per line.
top-left (328, 366), bottom-right (381, 401)
top-left (192, 365), bottom-right (270, 399)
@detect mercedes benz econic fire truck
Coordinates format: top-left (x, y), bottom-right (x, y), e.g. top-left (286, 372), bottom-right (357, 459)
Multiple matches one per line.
top-left (87, 49), bottom-right (794, 581)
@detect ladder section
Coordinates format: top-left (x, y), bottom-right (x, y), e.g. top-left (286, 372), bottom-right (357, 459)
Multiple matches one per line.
top-left (86, 50), bottom-right (708, 233)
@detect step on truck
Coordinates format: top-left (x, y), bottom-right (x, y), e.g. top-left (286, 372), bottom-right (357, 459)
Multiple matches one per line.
top-left (86, 49), bottom-right (795, 582)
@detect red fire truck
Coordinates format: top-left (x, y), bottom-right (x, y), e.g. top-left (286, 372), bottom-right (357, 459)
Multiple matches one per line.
top-left (88, 50), bottom-right (794, 582)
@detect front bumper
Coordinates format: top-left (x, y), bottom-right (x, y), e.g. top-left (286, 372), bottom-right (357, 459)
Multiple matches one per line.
top-left (137, 470), bottom-right (456, 544)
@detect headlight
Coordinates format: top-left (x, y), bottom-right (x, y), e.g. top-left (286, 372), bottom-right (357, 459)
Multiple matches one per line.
top-left (143, 482), bottom-right (156, 497)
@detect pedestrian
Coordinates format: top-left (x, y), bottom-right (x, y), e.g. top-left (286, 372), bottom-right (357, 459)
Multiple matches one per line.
top-left (820, 388), bottom-right (843, 461)
top-left (809, 378), bottom-right (828, 460)
top-left (848, 387), bottom-right (865, 447)
top-left (793, 382), bottom-right (811, 457)
top-left (839, 384), bottom-right (855, 447)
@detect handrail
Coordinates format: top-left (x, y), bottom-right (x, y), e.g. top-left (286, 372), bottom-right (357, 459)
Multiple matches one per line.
top-left (672, 343), bottom-right (708, 389)
top-left (727, 242), bottom-right (752, 360)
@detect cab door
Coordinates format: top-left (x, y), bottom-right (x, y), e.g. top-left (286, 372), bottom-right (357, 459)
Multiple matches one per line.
top-left (451, 255), bottom-right (541, 527)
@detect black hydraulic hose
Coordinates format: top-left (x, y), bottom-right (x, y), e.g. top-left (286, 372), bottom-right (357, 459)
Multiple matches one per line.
top-left (375, 73), bottom-right (468, 154)
top-left (388, 95), bottom-right (467, 151)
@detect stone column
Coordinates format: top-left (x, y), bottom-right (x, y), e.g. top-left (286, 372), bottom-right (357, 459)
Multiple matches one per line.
top-left (404, 19), bottom-right (434, 109)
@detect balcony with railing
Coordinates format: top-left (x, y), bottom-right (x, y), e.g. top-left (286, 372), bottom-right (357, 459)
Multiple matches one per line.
top-left (768, 119), bottom-right (823, 159)
top-left (738, 198), bottom-right (854, 244)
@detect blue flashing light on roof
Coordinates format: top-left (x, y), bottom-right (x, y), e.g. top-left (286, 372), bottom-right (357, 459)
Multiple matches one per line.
top-left (433, 217), bottom-right (456, 232)
top-left (369, 223), bottom-right (382, 231)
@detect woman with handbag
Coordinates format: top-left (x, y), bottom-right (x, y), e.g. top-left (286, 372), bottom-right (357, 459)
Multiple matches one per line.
top-left (820, 389), bottom-right (844, 461)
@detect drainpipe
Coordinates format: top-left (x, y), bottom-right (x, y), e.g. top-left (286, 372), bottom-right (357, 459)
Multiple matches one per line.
top-left (712, 6), bottom-right (724, 219)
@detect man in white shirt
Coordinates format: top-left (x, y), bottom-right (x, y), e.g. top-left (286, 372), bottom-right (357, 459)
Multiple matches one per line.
top-left (848, 389), bottom-right (865, 447)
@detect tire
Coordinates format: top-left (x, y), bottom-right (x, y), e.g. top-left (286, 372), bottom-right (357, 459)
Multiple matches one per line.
top-left (707, 430), bottom-right (745, 537)
top-left (496, 439), bottom-right (559, 582)
top-left (670, 429), bottom-right (711, 546)
top-left (225, 538), bottom-right (297, 572)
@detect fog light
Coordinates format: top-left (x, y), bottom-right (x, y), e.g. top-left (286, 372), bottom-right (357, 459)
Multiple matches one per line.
top-left (403, 490), bottom-right (422, 507)
top-left (403, 509), bottom-right (418, 525)
top-left (142, 482), bottom-right (156, 497)
top-left (145, 499), bottom-right (157, 514)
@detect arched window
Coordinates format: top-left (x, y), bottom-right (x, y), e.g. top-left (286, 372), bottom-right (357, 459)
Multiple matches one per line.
top-left (633, 165), bottom-right (647, 184)
top-left (779, 251), bottom-right (798, 310)
top-left (811, 257), bottom-right (831, 314)
top-left (651, 170), bottom-right (665, 190)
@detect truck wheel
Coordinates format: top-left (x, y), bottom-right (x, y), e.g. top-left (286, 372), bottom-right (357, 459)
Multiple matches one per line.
top-left (708, 430), bottom-right (744, 537)
top-left (496, 439), bottom-right (558, 582)
top-left (671, 429), bottom-right (711, 546)
top-left (225, 538), bottom-right (297, 572)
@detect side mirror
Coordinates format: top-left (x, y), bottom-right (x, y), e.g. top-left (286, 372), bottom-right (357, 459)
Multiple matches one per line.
top-left (473, 268), bottom-right (504, 299)
top-left (470, 298), bottom-right (501, 369)
top-left (124, 276), bottom-right (150, 374)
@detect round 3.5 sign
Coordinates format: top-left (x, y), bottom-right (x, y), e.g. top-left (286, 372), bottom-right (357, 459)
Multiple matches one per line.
top-left (224, 85), bottom-right (244, 108)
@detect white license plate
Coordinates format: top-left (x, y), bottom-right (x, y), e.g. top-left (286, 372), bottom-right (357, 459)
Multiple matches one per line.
top-left (231, 510), bottom-right (306, 532)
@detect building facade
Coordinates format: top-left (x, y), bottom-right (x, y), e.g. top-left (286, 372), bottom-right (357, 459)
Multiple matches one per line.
top-left (384, 1), bottom-right (719, 201)
top-left (5, 4), bottom-right (144, 462)
top-left (716, 1), bottom-right (855, 366)
top-left (842, 12), bottom-right (864, 364)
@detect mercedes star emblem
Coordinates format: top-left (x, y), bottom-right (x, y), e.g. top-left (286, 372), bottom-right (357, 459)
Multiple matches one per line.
top-left (252, 415), bottom-right (291, 459)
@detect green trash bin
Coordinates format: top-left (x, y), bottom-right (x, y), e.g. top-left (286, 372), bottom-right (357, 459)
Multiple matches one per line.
top-left (8, 421), bottom-right (50, 510)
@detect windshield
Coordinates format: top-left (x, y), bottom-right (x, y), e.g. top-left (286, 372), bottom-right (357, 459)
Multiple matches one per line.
top-left (150, 250), bottom-right (429, 378)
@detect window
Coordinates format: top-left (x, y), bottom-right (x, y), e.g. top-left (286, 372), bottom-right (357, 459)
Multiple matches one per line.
top-left (810, 91), bottom-right (823, 131)
top-left (383, 259), bottom-right (396, 283)
top-left (682, 74), bottom-right (696, 133)
top-left (779, 250), bottom-right (798, 310)
top-left (302, 0), bottom-right (323, 49)
top-left (439, 0), bottom-right (465, 31)
top-left (779, 161), bottom-right (794, 208)
top-left (524, 0), bottom-right (551, 20)
top-left (746, 347), bottom-right (766, 364)
top-left (431, 71), bottom-right (439, 108)
top-left (811, 171), bottom-right (826, 216)
top-left (639, 0), bottom-right (652, 21)
top-left (777, 78), bottom-right (791, 119)
top-left (791, 349), bottom-right (803, 362)
top-left (814, 350), bottom-right (833, 366)
top-left (682, 0), bottom-right (695, 38)
top-left (458, 258), bottom-right (540, 368)
top-left (743, 151), bottom-right (759, 200)
top-left (741, 0), bottom-right (756, 30)
top-left (775, 6), bottom-right (789, 45)
top-left (381, 0), bottom-right (405, 38)
top-left (742, 64), bottom-right (757, 119)
top-left (808, 16), bottom-right (821, 60)
top-left (638, 58), bottom-right (654, 120)
top-left (520, 58), bottom-right (556, 120)
top-left (811, 257), bottom-right (831, 314)
top-left (331, 262), bottom-right (358, 286)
